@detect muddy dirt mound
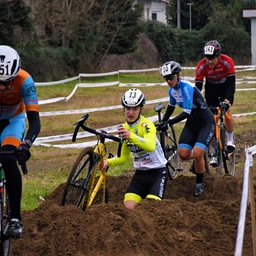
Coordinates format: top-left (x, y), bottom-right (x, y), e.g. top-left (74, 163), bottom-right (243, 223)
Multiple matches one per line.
top-left (11, 174), bottom-right (254, 256)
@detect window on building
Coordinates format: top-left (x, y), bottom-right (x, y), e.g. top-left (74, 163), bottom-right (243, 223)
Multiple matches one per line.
top-left (152, 13), bottom-right (157, 21)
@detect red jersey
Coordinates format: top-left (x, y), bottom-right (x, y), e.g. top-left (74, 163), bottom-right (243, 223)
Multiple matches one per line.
top-left (195, 54), bottom-right (235, 85)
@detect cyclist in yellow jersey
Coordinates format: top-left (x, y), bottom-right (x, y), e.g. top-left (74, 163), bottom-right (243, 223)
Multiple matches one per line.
top-left (99, 88), bottom-right (168, 210)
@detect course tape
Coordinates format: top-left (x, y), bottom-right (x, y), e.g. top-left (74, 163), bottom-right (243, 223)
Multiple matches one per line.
top-left (35, 110), bottom-right (255, 148)
top-left (235, 145), bottom-right (256, 256)
top-left (34, 115), bottom-right (159, 147)
top-left (36, 66), bottom-right (256, 105)
top-left (35, 65), bottom-right (256, 88)
top-left (39, 97), bottom-right (169, 117)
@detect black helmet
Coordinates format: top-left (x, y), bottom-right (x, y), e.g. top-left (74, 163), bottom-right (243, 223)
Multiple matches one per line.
top-left (204, 40), bottom-right (221, 58)
top-left (160, 61), bottom-right (181, 78)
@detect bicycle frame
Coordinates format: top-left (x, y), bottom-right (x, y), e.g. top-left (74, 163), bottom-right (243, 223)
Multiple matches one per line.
top-left (0, 163), bottom-right (10, 256)
top-left (213, 105), bottom-right (230, 151)
top-left (154, 103), bottom-right (181, 179)
top-left (208, 101), bottom-right (235, 176)
top-left (0, 149), bottom-right (27, 256)
top-left (86, 142), bottom-right (107, 207)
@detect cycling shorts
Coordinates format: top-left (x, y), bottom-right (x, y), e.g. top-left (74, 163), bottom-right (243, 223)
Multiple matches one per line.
top-left (178, 117), bottom-right (215, 151)
top-left (0, 113), bottom-right (26, 147)
top-left (124, 167), bottom-right (168, 203)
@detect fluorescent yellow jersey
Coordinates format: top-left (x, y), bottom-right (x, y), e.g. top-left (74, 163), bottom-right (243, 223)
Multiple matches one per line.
top-left (107, 115), bottom-right (167, 170)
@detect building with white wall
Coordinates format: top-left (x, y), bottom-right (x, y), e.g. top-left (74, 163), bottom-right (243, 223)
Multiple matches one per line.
top-left (135, 0), bottom-right (170, 25)
top-left (243, 8), bottom-right (256, 65)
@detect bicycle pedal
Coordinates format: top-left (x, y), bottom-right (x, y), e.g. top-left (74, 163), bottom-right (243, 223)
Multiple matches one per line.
top-left (225, 150), bottom-right (235, 158)
top-left (176, 167), bottom-right (183, 172)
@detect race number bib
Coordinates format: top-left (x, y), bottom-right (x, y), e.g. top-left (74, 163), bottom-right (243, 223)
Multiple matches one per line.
top-left (204, 46), bottom-right (214, 55)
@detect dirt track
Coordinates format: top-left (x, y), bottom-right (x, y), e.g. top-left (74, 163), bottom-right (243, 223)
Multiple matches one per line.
top-left (10, 132), bottom-right (256, 256)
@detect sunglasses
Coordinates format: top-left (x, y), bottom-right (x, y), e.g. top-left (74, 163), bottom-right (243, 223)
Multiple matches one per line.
top-left (205, 55), bottom-right (218, 60)
top-left (0, 80), bottom-right (13, 87)
top-left (164, 74), bottom-right (177, 81)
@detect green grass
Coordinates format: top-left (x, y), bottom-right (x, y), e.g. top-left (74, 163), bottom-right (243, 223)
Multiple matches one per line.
top-left (22, 168), bottom-right (69, 210)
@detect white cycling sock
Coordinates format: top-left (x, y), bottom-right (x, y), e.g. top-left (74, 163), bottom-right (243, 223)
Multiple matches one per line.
top-left (227, 131), bottom-right (234, 142)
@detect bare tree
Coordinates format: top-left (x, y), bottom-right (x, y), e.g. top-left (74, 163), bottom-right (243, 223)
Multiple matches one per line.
top-left (27, 0), bottom-right (142, 71)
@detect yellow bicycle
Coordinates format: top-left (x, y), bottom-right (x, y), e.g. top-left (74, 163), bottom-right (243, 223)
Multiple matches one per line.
top-left (61, 114), bottom-right (122, 211)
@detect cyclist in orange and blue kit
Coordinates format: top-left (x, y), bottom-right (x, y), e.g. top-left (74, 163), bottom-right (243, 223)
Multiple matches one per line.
top-left (0, 45), bottom-right (41, 238)
top-left (99, 88), bottom-right (168, 210)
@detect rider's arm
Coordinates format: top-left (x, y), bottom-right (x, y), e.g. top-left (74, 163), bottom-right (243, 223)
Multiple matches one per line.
top-left (107, 143), bottom-right (131, 167)
top-left (25, 111), bottom-right (41, 146)
top-left (195, 81), bottom-right (203, 92)
top-left (168, 111), bottom-right (190, 126)
top-left (195, 59), bottom-right (205, 92)
top-left (162, 105), bottom-right (175, 122)
top-left (21, 72), bottom-right (41, 146)
top-left (129, 125), bottom-right (156, 152)
top-left (225, 75), bottom-right (236, 105)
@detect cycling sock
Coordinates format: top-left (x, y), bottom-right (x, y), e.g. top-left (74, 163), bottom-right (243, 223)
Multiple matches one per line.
top-left (196, 173), bottom-right (204, 183)
top-left (227, 131), bottom-right (234, 142)
top-left (211, 145), bottom-right (217, 155)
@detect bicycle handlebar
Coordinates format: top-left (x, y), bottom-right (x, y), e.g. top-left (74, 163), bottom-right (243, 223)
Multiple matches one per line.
top-left (72, 114), bottom-right (123, 157)
top-left (209, 99), bottom-right (231, 120)
top-left (0, 147), bottom-right (28, 175)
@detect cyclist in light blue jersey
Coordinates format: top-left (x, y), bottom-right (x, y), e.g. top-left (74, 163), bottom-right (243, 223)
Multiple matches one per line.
top-left (157, 61), bottom-right (215, 196)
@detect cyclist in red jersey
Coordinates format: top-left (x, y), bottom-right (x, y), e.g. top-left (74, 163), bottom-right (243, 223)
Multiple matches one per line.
top-left (0, 45), bottom-right (41, 238)
top-left (195, 40), bottom-right (236, 167)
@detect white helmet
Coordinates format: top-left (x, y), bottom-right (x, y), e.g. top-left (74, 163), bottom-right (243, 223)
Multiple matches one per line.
top-left (0, 45), bottom-right (21, 82)
top-left (160, 61), bottom-right (181, 78)
top-left (121, 88), bottom-right (146, 107)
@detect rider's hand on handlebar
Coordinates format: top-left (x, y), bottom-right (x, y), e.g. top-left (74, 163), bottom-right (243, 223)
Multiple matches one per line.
top-left (223, 101), bottom-right (230, 112)
top-left (17, 143), bottom-right (31, 165)
top-left (118, 126), bottom-right (130, 140)
top-left (156, 121), bottom-right (169, 132)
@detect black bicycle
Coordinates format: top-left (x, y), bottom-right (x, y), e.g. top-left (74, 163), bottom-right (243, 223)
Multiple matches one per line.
top-left (154, 104), bottom-right (183, 180)
top-left (0, 148), bottom-right (27, 256)
top-left (61, 114), bottom-right (122, 211)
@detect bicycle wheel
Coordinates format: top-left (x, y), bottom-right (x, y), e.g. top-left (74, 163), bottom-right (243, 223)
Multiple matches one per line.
top-left (165, 126), bottom-right (179, 180)
top-left (221, 128), bottom-right (235, 176)
top-left (61, 147), bottom-right (96, 208)
top-left (0, 182), bottom-right (11, 256)
top-left (216, 138), bottom-right (223, 177)
top-left (204, 151), bottom-right (211, 175)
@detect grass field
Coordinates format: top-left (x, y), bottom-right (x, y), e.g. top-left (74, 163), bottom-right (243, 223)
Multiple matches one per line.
top-left (22, 68), bottom-right (256, 210)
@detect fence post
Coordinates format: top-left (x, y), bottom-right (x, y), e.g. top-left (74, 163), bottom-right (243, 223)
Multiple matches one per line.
top-left (248, 154), bottom-right (256, 256)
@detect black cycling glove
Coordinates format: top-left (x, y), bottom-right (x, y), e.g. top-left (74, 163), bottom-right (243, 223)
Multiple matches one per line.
top-left (17, 143), bottom-right (31, 165)
top-left (223, 101), bottom-right (230, 112)
top-left (156, 121), bottom-right (169, 132)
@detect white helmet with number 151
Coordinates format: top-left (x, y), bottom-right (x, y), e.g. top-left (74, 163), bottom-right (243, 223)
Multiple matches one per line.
top-left (0, 45), bottom-right (21, 82)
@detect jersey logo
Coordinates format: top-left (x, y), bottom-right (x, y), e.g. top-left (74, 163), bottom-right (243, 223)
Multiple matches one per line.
top-left (145, 125), bottom-right (150, 133)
